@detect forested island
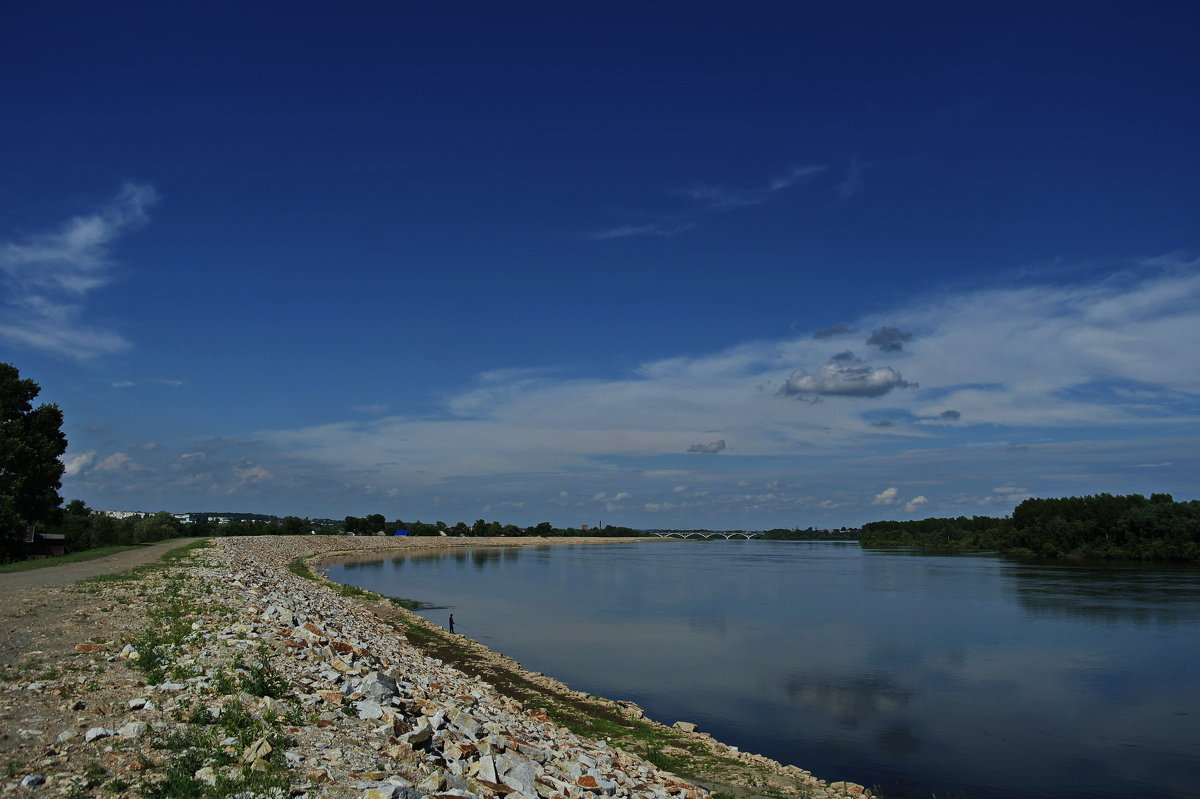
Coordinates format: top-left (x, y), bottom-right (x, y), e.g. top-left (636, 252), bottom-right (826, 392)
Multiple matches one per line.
top-left (860, 493), bottom-right (1200, 561)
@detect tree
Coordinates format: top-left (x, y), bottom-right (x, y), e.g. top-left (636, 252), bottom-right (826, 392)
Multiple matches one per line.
top-left (279, 515), bottom-right (307, 535)
top-left (1, 364), bottom-right (68, 560)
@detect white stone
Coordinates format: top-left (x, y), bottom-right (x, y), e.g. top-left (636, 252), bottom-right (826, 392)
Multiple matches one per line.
top-left (84, 727), bottom-right (113, 742)
top-left (117, 721), bottom-right (148, 739)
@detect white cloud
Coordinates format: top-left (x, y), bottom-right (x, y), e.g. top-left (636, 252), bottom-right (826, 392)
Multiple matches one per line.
top-left (904, 495), bottom-right (929, 512)
top-left (873, 487), bottom-right (899, 505)
top-left (61, 450), bottom-right (97, 476)
top-left (94, 452), bottom-right (132, 472)
top-left (783, 363), bottom-right (913, 398)
top-left (234, 465), bottom-right (272, 485)
top-left (240, 256), bottom-right (1200, 525)
top-left (0, 182), bottom-right (158, 359)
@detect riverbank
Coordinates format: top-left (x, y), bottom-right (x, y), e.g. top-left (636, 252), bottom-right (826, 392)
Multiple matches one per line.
top-left (0, 535), bottom-right (871, 798)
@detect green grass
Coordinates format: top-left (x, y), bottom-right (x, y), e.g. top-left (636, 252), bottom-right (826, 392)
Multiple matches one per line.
top-left (0, 544), bottom-right (144, 573)
top-left (287, 557), bottom-right (317, 581)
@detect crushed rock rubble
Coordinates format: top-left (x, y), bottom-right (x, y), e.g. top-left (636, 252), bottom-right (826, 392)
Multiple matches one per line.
top-left (1, 536), bottom-right (872, 799)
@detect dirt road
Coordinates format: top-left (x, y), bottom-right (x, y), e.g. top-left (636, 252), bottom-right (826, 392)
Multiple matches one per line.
top-left (0, 538), bottom-right (203, 594)
top-left (0, 537), bottom-right (205, 752)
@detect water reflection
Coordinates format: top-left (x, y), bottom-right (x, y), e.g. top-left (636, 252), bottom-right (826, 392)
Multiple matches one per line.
top-left (785, 672), bottom-right (915, 729)
top-left (1002, 561), bottom-right (1200, 625)
top-left (327, 541), bottom-right (1200, 799)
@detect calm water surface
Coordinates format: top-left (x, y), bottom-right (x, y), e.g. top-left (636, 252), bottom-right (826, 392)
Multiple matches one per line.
top-left (327, 541), bottom-right (1200, 799)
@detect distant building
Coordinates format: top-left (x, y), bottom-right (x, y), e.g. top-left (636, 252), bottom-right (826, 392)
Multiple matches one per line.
top-left (99, 510), bottom-right (148, 520)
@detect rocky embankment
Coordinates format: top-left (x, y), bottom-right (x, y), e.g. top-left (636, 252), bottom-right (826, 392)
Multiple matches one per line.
top-left (0, 536), bottom-right (871, 799)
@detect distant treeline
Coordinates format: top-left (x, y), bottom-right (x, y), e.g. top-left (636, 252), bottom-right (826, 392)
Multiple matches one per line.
top-left (37, 503), bottom-right (646, 555)
top-left (760, 528), bottom-right (860, 541)
top-left (859, 493), bottom-right (1200, 561)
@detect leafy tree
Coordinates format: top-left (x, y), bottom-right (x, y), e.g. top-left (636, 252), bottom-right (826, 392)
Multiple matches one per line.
top-left (1, 364), bottom-right (68, 560)
top-left (133, 511), bottom-right (182, 543)
top-left (279, 515), bottom-right (307, 535)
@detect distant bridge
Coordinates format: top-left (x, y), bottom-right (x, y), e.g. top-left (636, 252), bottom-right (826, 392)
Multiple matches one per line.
top-left (650, 531), bottom-right (763, 540)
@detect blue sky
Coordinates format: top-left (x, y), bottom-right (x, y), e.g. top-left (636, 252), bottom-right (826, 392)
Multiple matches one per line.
top-left (2, 2), bottom-right (1198, 528)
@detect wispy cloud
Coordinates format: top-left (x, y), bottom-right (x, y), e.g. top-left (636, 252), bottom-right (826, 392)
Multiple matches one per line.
top-left (677, 164), bottom-right (826, 210)
top-left (587, 163), bottom-right (826, 240)
top-left (837, 157), bottom-right (865, 201)
top-left (586, 221), bottom-right (696, 241)
top-left (0, 182), bottom-right (158, 359)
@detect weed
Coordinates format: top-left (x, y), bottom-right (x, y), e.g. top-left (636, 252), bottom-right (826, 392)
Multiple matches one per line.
top-left (212, 667), bottom-right (237, 696)
top-left (235, 653), bottom-right (289, 699)
top-left (282, 701), bottom-right (307, 726)
top-left (387, 596), bottom-right (442, 610)
top-left (141, 696), bottom-right (293, 799)
top-left (287, 558), bottom-right (317, 581)
top-left (128, 627), bottom-right (168, 684)
top-left (4, 759), bottom-right (19, 777)
top-left (334, 582), bottom-right (375, 599)
top-left (644, 742), bottom-right (686, 771)
top-left (184, 701), bottom-right (214, 726)
top-left (84, 760), bottom-right (107, 785)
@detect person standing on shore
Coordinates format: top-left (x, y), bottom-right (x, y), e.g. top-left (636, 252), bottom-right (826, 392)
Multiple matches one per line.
top-left (448, 614), bottom-right (455, 634)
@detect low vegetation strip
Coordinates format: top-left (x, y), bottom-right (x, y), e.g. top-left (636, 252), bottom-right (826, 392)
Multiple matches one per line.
top-left (1, 535), bottom-right (870, 799)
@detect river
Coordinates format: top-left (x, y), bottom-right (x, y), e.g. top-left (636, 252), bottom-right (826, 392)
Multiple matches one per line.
top-left (326, 540), bottom-right (1200, 799)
